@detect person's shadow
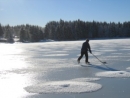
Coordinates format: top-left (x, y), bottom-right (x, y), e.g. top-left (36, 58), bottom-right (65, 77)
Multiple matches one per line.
top-left (81, 64), bottom-right (119, 71)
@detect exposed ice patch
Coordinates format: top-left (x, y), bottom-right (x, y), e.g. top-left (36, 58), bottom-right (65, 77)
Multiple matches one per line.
top-left (97, 49), bottom-right (117, 52)
top-left (25, 78), bottom-right (102, 94)
top-left (111, 53), bottom-right (123, 55)
top-left (96, 71), bottom-right (130, 78)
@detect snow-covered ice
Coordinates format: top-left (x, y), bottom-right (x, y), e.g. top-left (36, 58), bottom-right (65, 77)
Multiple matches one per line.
top-left (96, 71), bottom-right (130, 78)
top-left (25, 78), bottom-right (102, 94)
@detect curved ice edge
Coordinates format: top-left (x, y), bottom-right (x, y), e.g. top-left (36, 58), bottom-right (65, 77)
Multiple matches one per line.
top-left (25, 78), bottom-right (102, 94)
top-left (70, 77), bottom-right (100, 82)
top-left (96, 71), bottom-right (130, 78)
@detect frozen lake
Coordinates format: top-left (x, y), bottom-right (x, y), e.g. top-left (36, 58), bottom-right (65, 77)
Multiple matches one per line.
top-left (0, 38), bottom-right (130, 98)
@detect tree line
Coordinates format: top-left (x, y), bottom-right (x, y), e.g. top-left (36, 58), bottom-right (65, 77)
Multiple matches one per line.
top-left (44, 19), bottom-right (130, 40)
top-left (0, 24), bottom-right (44, 43)
top-left (0, 19), bottom-right (130, 43)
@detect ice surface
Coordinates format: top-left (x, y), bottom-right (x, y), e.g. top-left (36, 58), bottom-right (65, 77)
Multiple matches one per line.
top-left (25, 78), bottom-right (102, 94)
top-left (1, 38), bottom-right (130, 98)
top-left (96, 71), bottom-right (130, 78)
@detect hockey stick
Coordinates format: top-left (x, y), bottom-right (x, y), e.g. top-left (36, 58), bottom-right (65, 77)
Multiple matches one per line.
top-left (92, 53), bottom-right (107, 64)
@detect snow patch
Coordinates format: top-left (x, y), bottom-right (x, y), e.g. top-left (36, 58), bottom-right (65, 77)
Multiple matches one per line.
top-left (25, 78), bottom-right (102, 94)
top-left (96, 71), bottom-right (130, 78)
top-left (126, 67), bottom-right (130, 70)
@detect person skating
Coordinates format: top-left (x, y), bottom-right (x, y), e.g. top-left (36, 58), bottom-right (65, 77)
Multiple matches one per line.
top-left (77, 39), bottom-right (92, 64)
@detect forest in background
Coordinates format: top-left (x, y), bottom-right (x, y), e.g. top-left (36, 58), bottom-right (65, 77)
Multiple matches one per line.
top-left (0, 19), bottom-right (130, 43)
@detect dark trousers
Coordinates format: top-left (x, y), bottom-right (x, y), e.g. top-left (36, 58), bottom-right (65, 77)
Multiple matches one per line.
top-left (78, 51), bottom-right (88, 62)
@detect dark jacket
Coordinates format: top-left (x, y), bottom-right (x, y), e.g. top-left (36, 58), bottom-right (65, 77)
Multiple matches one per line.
top-left (81, 41), bottom-right (91, 53)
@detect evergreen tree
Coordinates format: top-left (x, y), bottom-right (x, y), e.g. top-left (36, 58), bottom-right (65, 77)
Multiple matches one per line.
top-left (20, 28), bottom-right (26, 42)
top-left (0, 24), bottom-right (4, 37)
top-left (5, 25), bottom-right (14, 43)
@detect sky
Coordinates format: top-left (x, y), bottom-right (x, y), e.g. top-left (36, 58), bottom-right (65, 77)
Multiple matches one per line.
top-left (0, 0), bottom-right (130, 27)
